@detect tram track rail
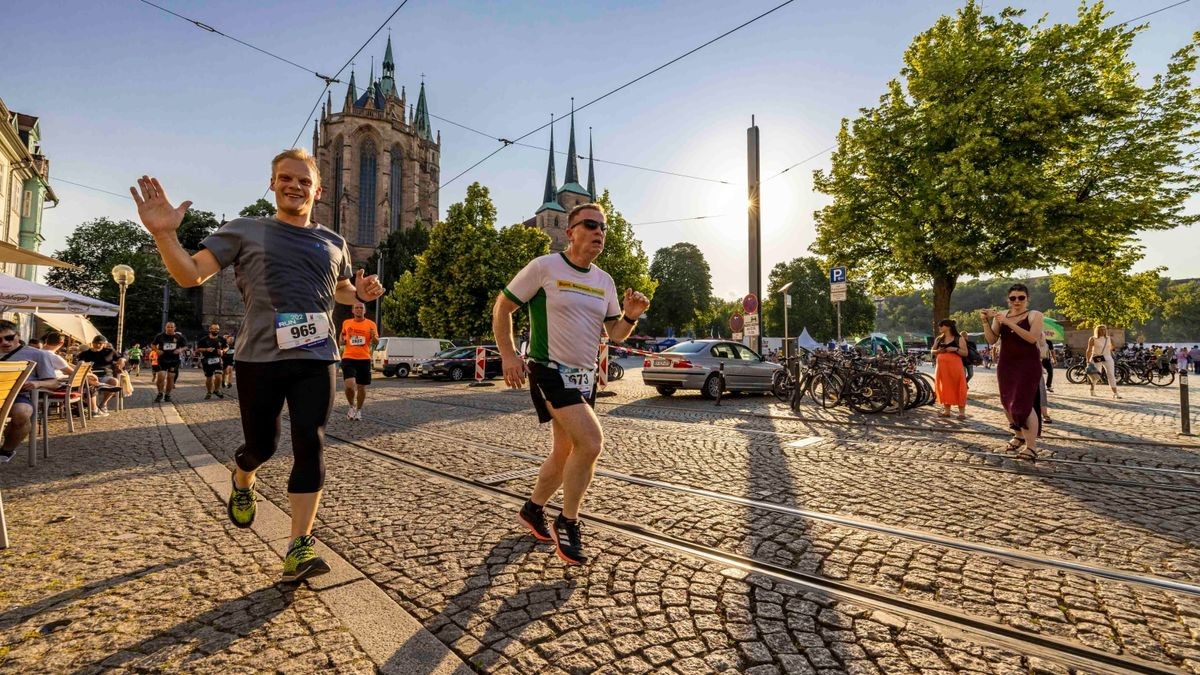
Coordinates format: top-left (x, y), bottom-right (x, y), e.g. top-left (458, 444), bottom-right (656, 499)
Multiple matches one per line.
top-left (315, 423), bottom-right (1187, 675)
top-left (373, 389), bottom-right (1200, 492)
top-left (204, 385), bottom-right (1195, 673)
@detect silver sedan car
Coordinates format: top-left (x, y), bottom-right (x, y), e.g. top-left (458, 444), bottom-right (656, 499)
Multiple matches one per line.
top-left (641, 339), bottom-right (784, 399)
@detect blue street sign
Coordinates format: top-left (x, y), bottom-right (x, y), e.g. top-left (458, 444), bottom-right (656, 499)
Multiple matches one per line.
top-left (829, 267), bottom-right (847, 284)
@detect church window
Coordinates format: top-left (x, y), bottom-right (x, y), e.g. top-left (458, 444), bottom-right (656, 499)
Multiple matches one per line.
top-left (358, 139), bottom-right (377, 245)
top-left (389, 146), bottom-right (403, 232)
top-left (332, 138), bottom-right (344, 233)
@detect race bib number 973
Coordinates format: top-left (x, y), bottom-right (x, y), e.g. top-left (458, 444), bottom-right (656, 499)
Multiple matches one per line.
top-left (559, 368), bottom-right (595, 397)
top-left (275, 312), bottom-right (331, 351)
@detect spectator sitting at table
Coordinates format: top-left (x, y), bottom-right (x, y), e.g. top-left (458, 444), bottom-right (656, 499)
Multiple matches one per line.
top-left (0, 320), bottom-right (66, 463)
top-left (39, 332), bottom-right (77, 379)
top-left (76, 336), bottom-right (120, 417)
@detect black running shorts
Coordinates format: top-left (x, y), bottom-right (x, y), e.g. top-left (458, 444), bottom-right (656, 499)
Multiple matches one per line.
top-left (341, 358), bottom-right (373, 385)
top-left (223, 353), bottom-right (235, 367)
top-left (201, 356), bottom-right (223, 376)
top-left (158, 362), bottom-right (180, 377)
top-left (529, 361), bottom-right (596, 424)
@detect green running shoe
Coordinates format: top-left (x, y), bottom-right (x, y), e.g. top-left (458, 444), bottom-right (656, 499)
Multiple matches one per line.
top-left (282, 535), bottom-right (330, 583)
top-left (227, 474), bottom-right (256, 529)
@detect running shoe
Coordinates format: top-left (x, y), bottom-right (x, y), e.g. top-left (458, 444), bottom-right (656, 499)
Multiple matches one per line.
top-left (354, 408), bottom-right (364, 421)
top-left (282, 535), bottom-right (330, 583)
top-left (518, 501), bottom-right (552, 541)
top-left (551, 515), bottom-right (588, 565)
top-left (164, 394), bottom-right (172, 403)
top-left (346, 407), bottom-right (356, 421)
top-left (214, 389), bottom-right (224, 399)
top-left (94, 409), bottom-right (110, 418)
top-left (227, 473), bottom-right (256, 528)
top-left (205, 392), bottom-right (212, 400)
top-left (0, 449), bottom-right (14, 464)
top-left (154, 393), bottom-right (163, 403)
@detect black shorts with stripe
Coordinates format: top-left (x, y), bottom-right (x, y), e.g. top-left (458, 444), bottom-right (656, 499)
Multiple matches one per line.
top-left (529, 362), bottom-right (596, 424)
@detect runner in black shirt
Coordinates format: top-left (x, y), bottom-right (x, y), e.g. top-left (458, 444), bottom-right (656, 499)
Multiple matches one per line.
top-left (197, 323), bottom-right (228, 400)
top-left (152, 322), bottom-right (187, 403)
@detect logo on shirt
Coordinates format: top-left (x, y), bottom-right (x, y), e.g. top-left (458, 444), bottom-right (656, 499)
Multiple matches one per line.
top-left (556, 280), bottom-right (605, 299)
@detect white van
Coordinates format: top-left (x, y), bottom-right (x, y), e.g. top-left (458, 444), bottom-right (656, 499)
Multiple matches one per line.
top-left (372, 337), bottom-right (452, 377)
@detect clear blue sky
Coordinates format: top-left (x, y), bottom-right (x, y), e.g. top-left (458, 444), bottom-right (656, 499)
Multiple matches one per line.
top-left (3, 0), bottom-right (1196, 298)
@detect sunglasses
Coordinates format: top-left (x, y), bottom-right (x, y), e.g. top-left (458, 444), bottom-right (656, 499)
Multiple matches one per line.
top-left (1008, 295), bottom-right (1027, 302)
top-left (574, 219), bottom-right (607, 232)
top-left (0, 334), bottom-right (17, 342)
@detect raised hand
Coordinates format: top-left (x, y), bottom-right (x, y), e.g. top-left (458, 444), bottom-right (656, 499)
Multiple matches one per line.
top-left (130, 176), bottom-right (192, 237)
top-left (354, 269), bottom-right (385, 300)
top-left (622, 288), bottom-right (650, 319)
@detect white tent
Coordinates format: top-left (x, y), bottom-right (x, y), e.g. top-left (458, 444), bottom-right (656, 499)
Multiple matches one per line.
top-left (0, 274), bottom-right (117, 316)
top-left (35, 313), bottom-right (103, 343)
top-left (796, 327), bottom-right (821, 351)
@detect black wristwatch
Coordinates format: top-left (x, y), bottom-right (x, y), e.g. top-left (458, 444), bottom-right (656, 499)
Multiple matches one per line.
top-left (621, 314), bottom-right (638, 325)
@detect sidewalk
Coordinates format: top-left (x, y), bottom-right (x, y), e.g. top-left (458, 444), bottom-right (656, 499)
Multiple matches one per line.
top-left (0, 383), bottom-right (466, 673)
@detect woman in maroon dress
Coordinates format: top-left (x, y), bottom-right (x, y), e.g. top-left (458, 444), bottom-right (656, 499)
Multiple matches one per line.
top-left (980, 284), bottom-right (1045, 460)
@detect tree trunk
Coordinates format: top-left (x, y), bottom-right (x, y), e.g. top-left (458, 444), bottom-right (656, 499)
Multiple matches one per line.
top-left (931, 274), bottom-right (957, 329)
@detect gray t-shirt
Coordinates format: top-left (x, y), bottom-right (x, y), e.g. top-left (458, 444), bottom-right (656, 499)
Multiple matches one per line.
top-left (200, 217), bottom-right (353, 362)
top-left (4, 344), bottom-right (61, 381)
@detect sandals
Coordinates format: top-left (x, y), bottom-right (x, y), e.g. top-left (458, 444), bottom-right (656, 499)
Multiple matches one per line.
top-left (938, 411), bottom-right (952, 418)
top-left (1016, 447), bottom-right (1038, 462)
top-left (1002, 437), bottom-right (1024, 453)
top-left (956, 413), bottom-right (967, 420)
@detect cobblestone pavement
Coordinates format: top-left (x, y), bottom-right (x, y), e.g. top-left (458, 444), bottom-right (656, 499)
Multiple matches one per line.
top-left (172, 366), bottom-right (1200, 673)
top-left (0, 386), bottom-right (376, 673)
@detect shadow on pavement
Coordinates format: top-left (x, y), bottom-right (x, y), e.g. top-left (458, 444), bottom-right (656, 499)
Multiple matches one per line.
top-left (0, 558), bottom-right (196, 630)
top-left (73, 582), bottom-right (298, 674)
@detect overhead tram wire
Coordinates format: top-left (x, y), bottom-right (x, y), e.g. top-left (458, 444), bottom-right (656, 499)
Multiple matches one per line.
top-left (429, 112), bottom-right (733, 185)
top-left (630, 215), bottom-right (728, 227)
top-left (1116, 0), bottom-right (1191, 26)
top-left (136, 0), bottom-right (339, 85)
top-left (53, 178), bottom-right (135, 201)
top-left (439, 0), bottom-right (800, 190)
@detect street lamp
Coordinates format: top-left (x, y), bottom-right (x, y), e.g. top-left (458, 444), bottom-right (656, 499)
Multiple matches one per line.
top-left (111, 264), bottom-right (135, 352)
top-left (779, 281), bottom-right (794, 363)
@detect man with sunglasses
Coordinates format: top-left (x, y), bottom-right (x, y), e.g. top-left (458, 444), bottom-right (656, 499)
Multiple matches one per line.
top-left (493, 203), bottom-right (650, 565)
top-left (0, 320), bottom-right (66, 463)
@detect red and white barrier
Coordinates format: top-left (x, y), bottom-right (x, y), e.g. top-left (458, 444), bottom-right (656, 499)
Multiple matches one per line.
top-left (597, 341), bottom-right (609, 388)
top-left (475, 346), bottom-right (486, 382)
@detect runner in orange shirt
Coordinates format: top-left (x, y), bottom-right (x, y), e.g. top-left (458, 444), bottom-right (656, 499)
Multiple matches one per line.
top-left (339, 302), bottom-right (379, 420)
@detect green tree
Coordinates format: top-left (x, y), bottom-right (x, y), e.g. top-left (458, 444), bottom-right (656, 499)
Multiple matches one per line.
top-left (647, 243), bottom-right (712, 335)
top-left (364, 221), bottom-right (431, 288)
top-left (176, 208), bottom-right (220, 252)
top-left (1160, 280), bottom-right (1200, 341)
top-left (762, 257), bottom-right (874, 342)
top-left (695, 297), bottom-right (744, 339)
top-left (381, 270), bottom-right (426, 336)
top-left (812, 2), bottom-right (1200, 324)
top-left (594, 190), bottom-right (657, 301)
top-left (45, 218), bottom-right (195, 341)
top-left (239, 199), bottom-right (276, 218)
top-left (1050, 253), bottom-right (1163, 328)
top-left (411, 183), bottom-right (550, 341)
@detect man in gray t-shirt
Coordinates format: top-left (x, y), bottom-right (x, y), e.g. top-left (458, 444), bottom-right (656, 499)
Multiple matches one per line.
top-left (131, 149), bottom-right (385, 583)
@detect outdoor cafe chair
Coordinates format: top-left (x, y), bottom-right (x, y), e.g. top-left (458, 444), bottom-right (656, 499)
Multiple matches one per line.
top-left (0, 360), bottom-right (37, 549)
top-left (45, 362), bottom-right (92, 434)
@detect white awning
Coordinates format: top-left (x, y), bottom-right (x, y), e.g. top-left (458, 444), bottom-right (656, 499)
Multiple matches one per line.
top-left (0, 273), bottom-right (118, 316)
top-left (0, 241), bottom-right (77, 269)
top-left (34, 313), bottom-right (102, 344)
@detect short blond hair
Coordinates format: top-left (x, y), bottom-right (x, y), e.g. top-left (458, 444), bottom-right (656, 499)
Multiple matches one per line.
top-left (271, 148), bottom-right (321, 186)
top-left (567, 202), bottom-right (606, 226)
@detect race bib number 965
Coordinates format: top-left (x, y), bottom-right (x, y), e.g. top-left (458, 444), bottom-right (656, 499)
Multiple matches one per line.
top-left (275, 312), bottom-right (331, 351)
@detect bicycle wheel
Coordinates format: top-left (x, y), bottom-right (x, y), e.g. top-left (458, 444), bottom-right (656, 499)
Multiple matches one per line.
top-left (772, 370), bottom-right (793, 402)
top-left (1149, 367), bottom-right (1175, 387)
top-left (848, 374), bottom-right (890, 414)
top-left (811, 372), bottom-right (842, 409)
top-left (880, 374), bottom-right (907, 413)
top-left (1065, 365), bottom-right (1086, 384)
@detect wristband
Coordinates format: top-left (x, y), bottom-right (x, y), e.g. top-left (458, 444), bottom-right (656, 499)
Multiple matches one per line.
top-left (621, 314), bottom-right (638, 325)
top-left (355, 292), bottom-right (370, 304)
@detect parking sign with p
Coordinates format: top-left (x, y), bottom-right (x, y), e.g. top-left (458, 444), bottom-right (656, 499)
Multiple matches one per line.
top-left (830, 267), bottom-right (847, 284)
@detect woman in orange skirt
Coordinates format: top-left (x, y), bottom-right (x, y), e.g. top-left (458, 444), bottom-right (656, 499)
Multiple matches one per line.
top-left (933, 319), bottom-right (969, 419)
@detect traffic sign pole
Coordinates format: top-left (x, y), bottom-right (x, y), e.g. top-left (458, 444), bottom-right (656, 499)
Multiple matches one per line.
top-left (747, 117), bottom-right (762, 354)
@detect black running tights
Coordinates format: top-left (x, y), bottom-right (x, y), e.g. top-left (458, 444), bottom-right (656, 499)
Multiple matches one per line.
top-left (233, 360), bottom-right (334, 494)
top-left (1042, 358), bottom-right (1053, 388)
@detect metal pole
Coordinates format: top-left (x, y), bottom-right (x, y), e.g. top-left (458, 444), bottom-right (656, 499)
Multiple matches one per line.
top-left (837, 301), bottom-right (842, 345)
top-left (746, 116), bottom-right (762, 354)
top-left (375, 249), bottom-right (385, 327)
top-left (116, 284), bottom-right (127, 352)
top-left (784, 295), bottom-right (789, 363)
top-left (161, 284), bottom-right (170, 329)
top-left (1181, 371), bottom-right (1193, 436)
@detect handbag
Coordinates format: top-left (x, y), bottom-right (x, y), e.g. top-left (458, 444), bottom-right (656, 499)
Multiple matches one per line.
top-left (1085, 362), bottom-right (1099, 376)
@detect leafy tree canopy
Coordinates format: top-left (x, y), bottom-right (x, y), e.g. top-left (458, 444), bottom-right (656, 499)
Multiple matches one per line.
top-left (1050, 252), bottom-right (1164, 328)
top-left (762, 257), bottom-right (875, 342)
top-left (812, 1), bottom-right (1200, 324)
top-left (594, 190), bottom-right (657, 302)
top-left (647, 242), bottom-right (712, 336)
top-left (239, 199), bottom-right (276, 218)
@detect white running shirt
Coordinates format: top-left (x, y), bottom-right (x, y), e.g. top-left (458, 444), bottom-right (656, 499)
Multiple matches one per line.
top-left (503, 253), bottom-right (622, 370)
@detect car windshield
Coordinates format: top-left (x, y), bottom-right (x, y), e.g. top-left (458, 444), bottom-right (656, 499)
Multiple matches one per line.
top-left (663, 342), bottom-right (708, 354)
top-left (442, 348), bottom-right (473, 359)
